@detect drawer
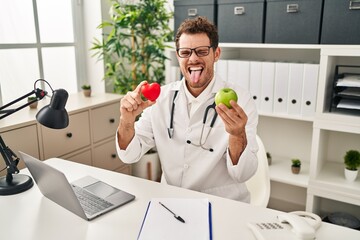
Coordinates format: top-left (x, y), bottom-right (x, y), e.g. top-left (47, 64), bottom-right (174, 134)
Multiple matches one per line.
top-left (42, 111), bottom-right (91, 158)
top-left (218, 0), bottom-right (265, 43)
top-left (63, 148), bottom-right (92, 166)
top-left (93, 139), bottom-right (128, 171)
top-left (174, 0), bottom-right (217, 36)
top-left (0, 125), bottom-right (40, 175)
top-left (265, 0), bottom-right (323, 44)
top-left (114, 165), bottom-right (132, 175)
top-left (91, 102), bottom-right (120, 143)
top-left (321, 0), bottom-right (360, 44)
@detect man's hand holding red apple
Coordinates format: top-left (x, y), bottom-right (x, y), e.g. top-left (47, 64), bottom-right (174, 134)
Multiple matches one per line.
top-left (120, 81), bottom-right (160, 123)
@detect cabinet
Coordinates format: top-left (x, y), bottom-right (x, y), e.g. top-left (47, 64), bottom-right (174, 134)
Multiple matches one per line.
top-left (165, 43), bottom-right (360, 218)
top-left (0, 93), bottom-right (131, 177)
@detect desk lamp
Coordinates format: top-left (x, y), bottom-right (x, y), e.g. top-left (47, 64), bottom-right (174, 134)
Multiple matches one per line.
top-left (0, 79), bottom-right (69, 195)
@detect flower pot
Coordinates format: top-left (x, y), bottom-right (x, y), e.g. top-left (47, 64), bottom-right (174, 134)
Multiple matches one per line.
top-left (291, 166), bottom-right (301, 174)
top-left (28, 100), bottom-right (38, 109)
top-left (83, 89), bottom-right (91, 97)
top-left (344, 168), bottom-right (358, 182)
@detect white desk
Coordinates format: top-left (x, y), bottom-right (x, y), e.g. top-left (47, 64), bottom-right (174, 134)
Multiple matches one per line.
top-left (1, 159), bottom-right (359, 240)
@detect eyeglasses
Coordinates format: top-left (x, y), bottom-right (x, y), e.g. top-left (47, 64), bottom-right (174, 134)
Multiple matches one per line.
top-left (176, 46), bottom-right (213, 58)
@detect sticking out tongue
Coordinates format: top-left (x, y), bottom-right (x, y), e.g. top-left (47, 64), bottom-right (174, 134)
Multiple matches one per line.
top-left (190, 69), bottom-right (202, 83)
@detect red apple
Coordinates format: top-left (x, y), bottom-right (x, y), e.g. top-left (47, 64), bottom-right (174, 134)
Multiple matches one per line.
top-left (141, 82), bottom-right (161, 101)
top-left (215, 88), bottom-right (238, 108)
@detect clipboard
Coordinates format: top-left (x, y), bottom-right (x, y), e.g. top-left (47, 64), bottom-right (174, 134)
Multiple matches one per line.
top-left (137, 198), bottom-right (212, 240)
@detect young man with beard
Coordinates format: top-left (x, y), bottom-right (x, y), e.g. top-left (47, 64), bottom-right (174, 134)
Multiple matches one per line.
top-left (116, 16), bottom-right (258, 202)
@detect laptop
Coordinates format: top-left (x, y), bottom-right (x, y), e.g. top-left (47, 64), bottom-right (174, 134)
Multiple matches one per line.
top-left (19, 151), bottom-right (135, 221)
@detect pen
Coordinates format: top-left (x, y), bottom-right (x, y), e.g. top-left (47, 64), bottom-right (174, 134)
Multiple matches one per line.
top-left (159, 202), bottom-right (186, 223)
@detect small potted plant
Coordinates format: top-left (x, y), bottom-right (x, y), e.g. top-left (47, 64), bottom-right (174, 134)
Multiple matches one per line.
top-left (27, 96), bottom-right (38, 109)
top-left (344, 150), bottom-right (360, 182)
top-left (291, 158), bottom-right (301, 174)
top-left (81, 84), bottom-right (91, 97)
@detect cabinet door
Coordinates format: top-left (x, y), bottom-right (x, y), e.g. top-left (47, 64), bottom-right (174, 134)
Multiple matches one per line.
top-left (0, 125), bottom-right (40, 175)
top-left (41, 111), bottom-right (91, 158)
top-left (91, 102), bottom-right (120, 143)
top-left (93, 139), bottom-right (128, 171)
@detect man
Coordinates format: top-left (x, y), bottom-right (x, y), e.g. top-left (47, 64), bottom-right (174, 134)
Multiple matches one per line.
top-left (116, 16), bottom-right (258, 202)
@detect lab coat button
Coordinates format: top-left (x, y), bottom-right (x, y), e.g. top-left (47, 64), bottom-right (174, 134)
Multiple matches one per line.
top-left (186, 128), bottom-right (191, 133)
top-left (183, 164), bottom-right (189, 169)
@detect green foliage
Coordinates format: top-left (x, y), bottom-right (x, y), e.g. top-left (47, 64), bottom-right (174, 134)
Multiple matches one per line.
top-left (91, 0), bottom-right (174, 94)
top-left (344, 150), bottom-right (360, 171)
top-left (291, 159), bottom-right (301, 167)
top-left (81, 84), bottom-right (91, 90)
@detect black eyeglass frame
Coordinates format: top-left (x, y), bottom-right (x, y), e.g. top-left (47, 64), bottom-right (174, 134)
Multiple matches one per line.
top-left (176, 46), bottom-right (213, 58)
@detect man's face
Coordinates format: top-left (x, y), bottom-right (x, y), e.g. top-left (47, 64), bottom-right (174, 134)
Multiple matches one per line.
top-left (176, 33), bottom-right (220, 97)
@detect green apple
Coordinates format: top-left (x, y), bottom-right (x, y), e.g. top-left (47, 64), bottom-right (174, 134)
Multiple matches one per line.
top-left (215, 88), bottom-right (238, 108)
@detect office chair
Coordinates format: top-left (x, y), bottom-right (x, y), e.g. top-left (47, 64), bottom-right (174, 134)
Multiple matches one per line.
top-left (245, 135), bottom-right (270, 207)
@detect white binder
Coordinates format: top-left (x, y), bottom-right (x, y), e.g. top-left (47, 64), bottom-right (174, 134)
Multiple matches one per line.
top-left (287, 63), bottom-right (304, 115)
top-left (273, 62), bottom-right (290, 114)
top-left (227, 60), bottom-right (250, 91)
top-left (260, 62), bottom-right (275, 113)
top-left (301, 63), bottom-right (319, 117)
top-left (249, 61), bottom-right (262, 110)
top-left (216, 59), bottom-right (228, 81)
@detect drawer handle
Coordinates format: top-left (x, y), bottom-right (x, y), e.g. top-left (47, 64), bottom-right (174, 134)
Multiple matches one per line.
top-left (187, 8), bottom-right (197, 17)
top-left (234, 6), bottom-right (245, 15)
top-left (66, 132), bottom-right (73, 138)
top-left (287, 4), bottom-right (299, 13)
top-left (349, 0), bottom-right (360, 10)
top-left (109, 118), bottom-right (115, 123)
top-left (111, 154), bottom-right (117, 159)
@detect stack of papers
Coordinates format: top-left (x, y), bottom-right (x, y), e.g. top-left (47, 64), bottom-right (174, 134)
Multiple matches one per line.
top-left (137, 198), bottom-right (212, 240)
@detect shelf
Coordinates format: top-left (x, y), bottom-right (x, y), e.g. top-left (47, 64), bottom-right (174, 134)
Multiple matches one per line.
top-left (311, 162), bottom-right (360, 203)
top-left (259, 112), bottom-right (314, 122)
top-left (269, 158), bottom-right (309, 188)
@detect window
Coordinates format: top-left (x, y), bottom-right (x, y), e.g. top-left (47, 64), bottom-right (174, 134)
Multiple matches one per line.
top-left (0, 0), bottom-right (85, 105)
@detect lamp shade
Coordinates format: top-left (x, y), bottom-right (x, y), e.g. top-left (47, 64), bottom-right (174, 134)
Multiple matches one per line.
top-left (36, 89), bottom-right (69, 129)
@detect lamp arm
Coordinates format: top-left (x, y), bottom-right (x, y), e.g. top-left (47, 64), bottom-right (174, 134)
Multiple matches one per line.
top-left (0, 135), bottom-right (20, 182)
top-left (0, 88), bottom-right (47, 120)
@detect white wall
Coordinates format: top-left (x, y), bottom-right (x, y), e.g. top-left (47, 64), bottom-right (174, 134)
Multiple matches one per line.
top-left (83, 0), bottom-right (105, 94)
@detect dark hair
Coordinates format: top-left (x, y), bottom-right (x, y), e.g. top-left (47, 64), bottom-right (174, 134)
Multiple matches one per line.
top-left (175, 16), bottom-right (219, 50)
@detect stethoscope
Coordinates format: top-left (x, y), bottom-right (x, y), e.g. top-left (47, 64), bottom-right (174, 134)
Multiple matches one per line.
top-left (167, 90), bottom-right (218, 152)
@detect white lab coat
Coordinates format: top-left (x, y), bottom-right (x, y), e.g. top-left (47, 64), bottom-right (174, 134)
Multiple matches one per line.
top-left (117, 76), bottom-right (258, 202)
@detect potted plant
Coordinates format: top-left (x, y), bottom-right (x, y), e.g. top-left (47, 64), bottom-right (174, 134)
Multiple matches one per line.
top-left (291, 159), bottom-right (301, 174)
top-left (344, 150), bottom-right (360, 182)
top-left (27, 96), bottom-right (38, 109)
top-left (81, 84), bottom-right (91, 97)
top-left (91, 0), bottom-right (173, 94)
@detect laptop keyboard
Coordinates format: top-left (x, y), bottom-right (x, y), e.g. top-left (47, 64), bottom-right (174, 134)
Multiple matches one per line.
top-left (72, 185), bottom-right (114, 216)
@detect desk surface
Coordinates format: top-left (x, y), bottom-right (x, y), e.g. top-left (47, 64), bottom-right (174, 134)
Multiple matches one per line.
top-left (1, 159), bottom-right (359, 240)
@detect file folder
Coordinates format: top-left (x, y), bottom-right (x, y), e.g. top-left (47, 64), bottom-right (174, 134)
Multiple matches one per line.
top-left (227, 60), bottom-right (250, 91)
top-left (216, 59), bottom-right (228, 82)
top-left (249, 61), bottom-right (262, 110)
top-left (301, 63), bottom-right (319, 117)
top-left (287, 63), bottom-right (304, 115)
top-left (260, 62), bottom-right (275, 113)
top-left (138, 198), bottom-right (212, 240)
top-left (273, 62), bottom-right (290, 114)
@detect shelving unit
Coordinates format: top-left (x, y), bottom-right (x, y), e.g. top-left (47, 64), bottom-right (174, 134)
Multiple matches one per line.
top-left (165, 43), bottom-right (360, 217)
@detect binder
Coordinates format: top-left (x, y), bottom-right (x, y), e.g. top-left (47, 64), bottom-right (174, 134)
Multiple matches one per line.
top-left (260, 62), bottom-right (275, 113)
top-left (216, 59), bottom-right (228, 81)
top-left (227, 60), bottom-right (250, 91)
top-left (138, 198), bottom-right (212, 240)
top-left (301, 63), bottom-right (319, 117)
top-left (273, 62), bottom-right (290, 114)
top-left (287, 63), bottom-right (304, 115)
top-left (249, 61), bottom-right (262, 110)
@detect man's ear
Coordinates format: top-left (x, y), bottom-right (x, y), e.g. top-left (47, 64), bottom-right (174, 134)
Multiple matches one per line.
top-left (214, 47), bottom-right (221, 62)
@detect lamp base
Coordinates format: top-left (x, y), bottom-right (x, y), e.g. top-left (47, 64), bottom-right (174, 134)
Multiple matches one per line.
top-left (0, 174), bottom-right (33, 195)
